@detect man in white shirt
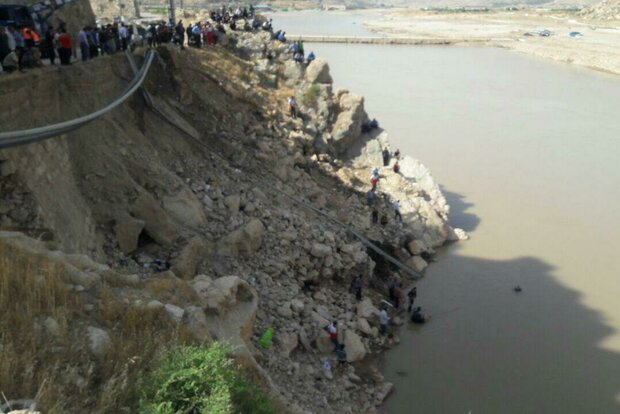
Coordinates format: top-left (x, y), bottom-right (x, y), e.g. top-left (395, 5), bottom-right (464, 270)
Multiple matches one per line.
top-left (380, 307), bottom-right (390, 334)
top-left (394, 200), bottom-right (402, 222)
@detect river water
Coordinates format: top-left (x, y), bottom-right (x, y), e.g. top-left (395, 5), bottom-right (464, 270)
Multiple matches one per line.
top-left (271, 11), bottom-right (620, 414)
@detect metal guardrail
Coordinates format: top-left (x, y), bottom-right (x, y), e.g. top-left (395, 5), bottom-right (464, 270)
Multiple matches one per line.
top-left (0, 49), bottom-right (156, 149)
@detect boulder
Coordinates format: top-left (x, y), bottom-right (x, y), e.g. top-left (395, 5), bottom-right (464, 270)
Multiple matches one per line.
top-left (162, 188), bottom-right (207, 229)
top-left (357, 318), bottom-right (377, 337)
top-left (283, 60), bottom-right (304, 86)
top-left (290, 298), bottom-right (305, 313)
top-left (316, 334), bottom-right (334, 354)
top-left (172, 236), bottom-right (212, 279)
top-left (217, 219), bottom-right (265, 256)
top-left (375, 382), bottom-right (395, 404)
top-left (310, 242), bottom-right (332, 258)
top-left (277, 302), bottom-right (294, 318)
top-left (356, 298), bottom-right (380, 320)
top-left (305, 59), bottom-right (333, 84)
top-left (113, 215), bottom-right (145, 254)
top-left (330, 91), bottom-right (367, 155)
top-left (43, 316), bottom-right (60, 337)
top-left (343, 330), bottom-right (366, 362)
top-left (86, 326), bottom-right (111, 357)
top-left (185, 306), bottom-right (211, 342)
top-left (277, 332), bottom-right (299, 356)
top-left (407, 239), bottom-right (427, 256)
top-left (224, 195), bottom-right (241, 214)
top-left (164, 304), bottom-right (185, 324)
top-left (131, 192), bottom-right (179, 245)
top-left (407, 256), bottom-right (428, 273)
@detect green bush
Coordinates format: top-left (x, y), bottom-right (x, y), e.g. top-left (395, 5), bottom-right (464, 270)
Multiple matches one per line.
top-left (141, 343), bottom-right (275, 414)
top-left (302, 84), bottom-right (321, 108)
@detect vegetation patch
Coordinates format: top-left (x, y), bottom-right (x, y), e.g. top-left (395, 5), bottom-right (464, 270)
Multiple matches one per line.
top-left (141, 343), bottom-right (276, 414)
top-left (302, 84), bottom-right (321, 108)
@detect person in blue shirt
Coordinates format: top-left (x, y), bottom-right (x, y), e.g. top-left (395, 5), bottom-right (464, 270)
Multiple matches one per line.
top-left (306, 51), bottom-right (315, 63)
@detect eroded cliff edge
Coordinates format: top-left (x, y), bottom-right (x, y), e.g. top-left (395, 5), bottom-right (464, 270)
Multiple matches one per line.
top-left (0, 30), bottom-right (463, 413)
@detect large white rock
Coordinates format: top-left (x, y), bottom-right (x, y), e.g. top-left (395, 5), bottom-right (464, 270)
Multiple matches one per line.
top-left (164, 304), bottom-right (185, 324)
top-left (305, 59), bottom-right (333, 84)
top-left (407, 256), bottom-right (428, 273)
top-left (343, 330), bottom-right (366, 362)
top-left (86, 326), bottom-right (111, 357)
top-left (310, 242), bottom-right (332, 258)
top-left (217, 219), bottom-right (265, 256)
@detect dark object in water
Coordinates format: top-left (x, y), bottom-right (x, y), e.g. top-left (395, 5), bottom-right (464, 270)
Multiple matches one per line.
top-left (514, 286), bottom-right (522, 293)
top-left (396, 370), bottom-right (407, 376)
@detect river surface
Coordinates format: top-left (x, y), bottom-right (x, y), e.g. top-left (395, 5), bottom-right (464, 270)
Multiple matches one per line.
top-left (272, 11), bottom-right (620, 414)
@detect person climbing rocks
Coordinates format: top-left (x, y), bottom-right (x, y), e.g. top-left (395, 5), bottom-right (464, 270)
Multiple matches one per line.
top-left (336, 344), bottom-right (348, 368)
top-left (393, 161), bottom-right (400, 174)
top-left (327, 320), bottom-right (339, 350)
top-left (380, 306), bottom-right (390, 334)
top-left (407, 287), bottom-right (417, 312)
top-left (382, 148), bottom-right (390, 166)
top-left (394, 200), bottom-right (402, 222)
top-left (380, 213), bottom-right (388, 226)
top-left (288, 96), bottom-right (297, 118)
top-left (323, 358), bottom-right (333, 379)
top-left (370, 174), bottom-right (379, 191)
top-left (394, 148), bottom-right (401, 160)
top-left (353, 275), bottom-right (363, 301)
top-left (366, 189), bottom-right (376, 206)
top-left (306, 51), bottom-right (315, 64)
top-left (372, 208), bottom-right (379, 224)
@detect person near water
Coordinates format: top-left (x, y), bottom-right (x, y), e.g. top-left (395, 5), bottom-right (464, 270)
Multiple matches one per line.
top-left (393, 283), bottom-right (403, 309)
top-left (394, 148), bottom-right (401, 159)
top-left (393, 161), bottom-right (400, 174)
top-left (407, 287), bottom-right (417, 312)
top-left (382, 148), bottom-right (390, 166)
top-left (288, 96), bottom-right (297, 118)
top-left (327, 320), bottom-right (339, 350)
top-left (353, 275), bottom-right (363, 301)
top-left (380, 307), bottom-right (390, 334)
top-left (411, 307), bottom-right (428, 324)
top-left (394, 200), bottom-right (402, 222)
top-left (306, 51), bottom-right (315, 63)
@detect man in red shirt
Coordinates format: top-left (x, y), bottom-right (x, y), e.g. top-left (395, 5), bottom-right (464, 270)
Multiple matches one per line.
top-left (57, 29), bottom-right (73, 65)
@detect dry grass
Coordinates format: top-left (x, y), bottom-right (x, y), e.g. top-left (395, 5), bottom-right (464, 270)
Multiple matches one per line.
top-left (0, 241), bottom-right (193, 413)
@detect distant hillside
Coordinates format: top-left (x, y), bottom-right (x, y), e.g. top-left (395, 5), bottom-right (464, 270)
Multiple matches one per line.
top-left (579, 0), bottom-right (620, 18)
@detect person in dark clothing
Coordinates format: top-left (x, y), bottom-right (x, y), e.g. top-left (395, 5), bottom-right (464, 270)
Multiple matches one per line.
top-left (411, 307), bottom-right (427, 324)
top-left (336, 345), bottom-right (347, 367)
top-left (407, 287), bottom-right (417, 312)
top-left (393, 283), bottom-right (403, 309)
top-left (42, 28), bottom-right (56, 65)
top-left (353, 276), bottom-right (363, 301)
top-left (382, 148), bottom-right (390, 166)
top-left (388, 276), bottom-right (397, 302)
top-left (372, 208), bottom-right (379, 224)
top-left (380, 214), bottom-right (388, 226)
top-left (0, 28), bottom-right (10, 70)
top-left (393, 161), bottom-right (400, 174)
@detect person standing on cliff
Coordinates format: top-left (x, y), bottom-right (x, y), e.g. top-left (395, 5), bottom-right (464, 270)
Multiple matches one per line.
top-left (353, 275), bottom-right (363, 301)
top-left (288, 96), bottom-right (298, 118)
top-left (394, 200), bottom-right (402, 222)
top-left (393, 283), bottom-right (403, 309)
top-left (394, 149), bottom-right (401, 160)
top-left (393, 161), bottom-right (400, 174)
top-left (382, 148), bottom-right (390, 166)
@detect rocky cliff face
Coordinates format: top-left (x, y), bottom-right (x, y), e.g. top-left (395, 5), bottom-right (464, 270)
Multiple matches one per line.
top-left (0, 29), bottom-right (459, 413)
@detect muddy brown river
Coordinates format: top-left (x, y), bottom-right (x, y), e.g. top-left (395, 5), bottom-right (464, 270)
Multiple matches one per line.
top-left (272, 11), bottom-right (620, 413)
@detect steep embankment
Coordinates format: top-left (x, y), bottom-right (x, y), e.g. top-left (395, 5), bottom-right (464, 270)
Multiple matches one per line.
top-left (0, 30), bottom-right (457, 413)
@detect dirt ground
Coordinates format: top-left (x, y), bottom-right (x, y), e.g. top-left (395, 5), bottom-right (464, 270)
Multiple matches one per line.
top-left (365, 9), bottom-right (620, 76)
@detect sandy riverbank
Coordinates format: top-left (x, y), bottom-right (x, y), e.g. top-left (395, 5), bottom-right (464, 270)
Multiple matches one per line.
top-left (364, 9), bottom-right (620, 76)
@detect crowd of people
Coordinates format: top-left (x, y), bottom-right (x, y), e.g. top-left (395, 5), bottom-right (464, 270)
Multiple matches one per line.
top-left (0, 21), bottom-right (144, 73)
